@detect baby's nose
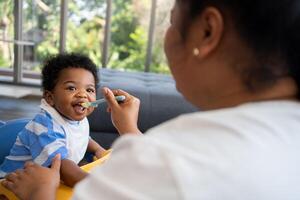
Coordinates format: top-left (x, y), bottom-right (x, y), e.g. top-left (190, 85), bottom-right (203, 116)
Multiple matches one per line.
top-left (76, 91), bottom-right (88, 98)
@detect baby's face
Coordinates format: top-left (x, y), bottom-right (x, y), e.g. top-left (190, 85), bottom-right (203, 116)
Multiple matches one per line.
top-left (46, 67), bottom-right (97, 121)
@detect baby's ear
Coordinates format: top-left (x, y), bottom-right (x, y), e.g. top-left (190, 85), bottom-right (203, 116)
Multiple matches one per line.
top-left (44, 90), bottom-right (55, 106)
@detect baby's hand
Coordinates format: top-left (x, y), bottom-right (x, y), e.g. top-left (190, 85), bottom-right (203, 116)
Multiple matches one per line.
top-left (94, 148), bottom-right (105, 159)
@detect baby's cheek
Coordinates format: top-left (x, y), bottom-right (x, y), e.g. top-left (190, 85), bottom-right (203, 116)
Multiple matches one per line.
top-left (90, 94), bottom-right (96, 101)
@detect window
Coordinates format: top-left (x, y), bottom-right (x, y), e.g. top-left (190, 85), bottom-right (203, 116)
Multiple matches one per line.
top-left (22, 0), bottom-right (60, 83)
top-left (0, 0), bottom-right (173, 85)
top-left (0, 0), bottom-right (14, 81)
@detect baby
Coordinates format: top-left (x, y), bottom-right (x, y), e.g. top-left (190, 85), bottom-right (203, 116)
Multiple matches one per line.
top-left (0, 53), bottom-right (105, 187)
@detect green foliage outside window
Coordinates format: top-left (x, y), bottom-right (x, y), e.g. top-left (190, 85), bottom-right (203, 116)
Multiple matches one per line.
top-left (0, 0), bottom-right (13, 68)
top-left (0, 0), bottom-right (170, 74)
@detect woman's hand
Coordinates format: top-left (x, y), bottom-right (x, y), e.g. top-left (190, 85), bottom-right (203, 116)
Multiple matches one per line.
top-left (102, 87), bottom-right (142, 135)
top-left (1, 154), bottom-right (61, 200)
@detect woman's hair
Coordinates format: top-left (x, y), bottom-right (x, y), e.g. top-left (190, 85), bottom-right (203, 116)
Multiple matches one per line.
top-left (41, 53), bottom-right (99, 91)
top-left (179, 0), bottom-right (300, 94)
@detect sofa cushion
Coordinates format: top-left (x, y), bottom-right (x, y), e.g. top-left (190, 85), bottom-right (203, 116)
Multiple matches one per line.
top-left (88, 69), bottom-right (197, 136)
top-left (90, 131), bottom-right (119, 149)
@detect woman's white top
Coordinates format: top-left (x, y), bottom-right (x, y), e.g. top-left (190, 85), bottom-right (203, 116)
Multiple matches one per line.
top-left (73, 100), bottom-right (300, 200)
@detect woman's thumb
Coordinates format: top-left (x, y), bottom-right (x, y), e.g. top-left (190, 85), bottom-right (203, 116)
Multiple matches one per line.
top-left (102, 87), bottom-right (118, 107)
top-left (51, 154), bottom-right (61, 171)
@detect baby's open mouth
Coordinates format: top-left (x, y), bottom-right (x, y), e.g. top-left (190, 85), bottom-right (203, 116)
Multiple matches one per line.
top-left (73, 102), bottom-right (86, 114)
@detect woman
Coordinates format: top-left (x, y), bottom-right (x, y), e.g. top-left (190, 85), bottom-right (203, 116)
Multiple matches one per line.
top-left (2, 0), bottom-right (300, 199)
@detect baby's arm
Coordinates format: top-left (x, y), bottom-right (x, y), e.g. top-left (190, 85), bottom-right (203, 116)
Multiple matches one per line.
top-left (87, 138), bottom-right (106, 159)
top-left (60, 138), bottom-right (106, 187)
top-left (60, 159), bottom-right (88, 187)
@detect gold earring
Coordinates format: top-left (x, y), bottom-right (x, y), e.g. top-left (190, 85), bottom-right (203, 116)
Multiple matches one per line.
top-left (193, 48), bottom-right (199, 56)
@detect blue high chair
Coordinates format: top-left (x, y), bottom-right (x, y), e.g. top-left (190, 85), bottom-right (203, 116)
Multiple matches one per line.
top-left (0, 120), bottom-right (5, 127)
top-left (0, 118), bottom-right (30, 164)
top-left (0, 118), bottom-right (111, 200)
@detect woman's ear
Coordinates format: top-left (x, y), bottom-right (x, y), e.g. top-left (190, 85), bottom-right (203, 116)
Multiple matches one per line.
top-left (193, 7), bottom-right (224, 58)
top-left (44, 91), bottom-right (55, 106)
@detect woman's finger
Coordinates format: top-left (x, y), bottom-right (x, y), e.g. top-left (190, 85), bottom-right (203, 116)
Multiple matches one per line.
top-left (2, 180), bottom-right (23, 200)
top-left (112, 89), bottom-right (132, 101)
top-left (102, 87), bottom-right (119, 108)
top-left (1, 180), bottom-right (15, 191)
top-left (5, 172), bottom-right (19, 182)
top-left (51, 154), bottom-right (61, 171)
top-left (24, 161), bottom-right (35, 168)
top-left (1, 180), bottom-right (8, 188)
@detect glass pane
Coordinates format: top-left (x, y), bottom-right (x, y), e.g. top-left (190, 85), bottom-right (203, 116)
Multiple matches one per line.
top-left (66, 0), bottom-right (105, 67)
top-left (0, 0), bottom-right (14, 80)
top-left (108, 0), bottom-right (149, 72)
top-left (150, 0), bottom-right (173, 74)
top-left (22, 0), bottom-right (60, 82)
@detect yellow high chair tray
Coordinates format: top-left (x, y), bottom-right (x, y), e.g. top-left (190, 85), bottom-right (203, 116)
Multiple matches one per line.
top-left (0, 150), bottom-right (111, 200)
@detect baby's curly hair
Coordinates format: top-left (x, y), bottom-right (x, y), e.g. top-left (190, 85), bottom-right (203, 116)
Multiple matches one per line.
top-left (42, 53), bottom-right (99, 91)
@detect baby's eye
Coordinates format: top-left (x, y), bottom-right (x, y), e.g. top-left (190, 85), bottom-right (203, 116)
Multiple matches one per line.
top-left (66, 86), bottom-right (76, 91)
top-left (87, 88), bottom-right (95, 93)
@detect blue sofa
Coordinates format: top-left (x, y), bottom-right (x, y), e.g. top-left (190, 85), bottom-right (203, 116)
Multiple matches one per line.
top-left (89, 69), bottom-right (197, 149)
top-left (0, 69), bottom-right (197, 154)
